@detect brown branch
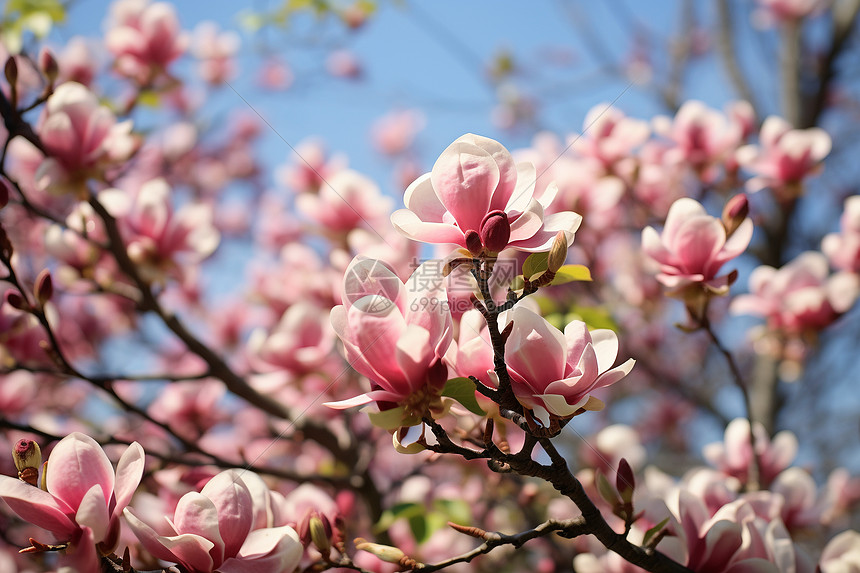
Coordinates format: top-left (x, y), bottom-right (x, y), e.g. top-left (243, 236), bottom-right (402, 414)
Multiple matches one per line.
top-left (807, 0), bottom-right (860, 126)
top-left (715, 0), bottom-right (759, 112)
top-left (419, 518), bottom-right (589, 572)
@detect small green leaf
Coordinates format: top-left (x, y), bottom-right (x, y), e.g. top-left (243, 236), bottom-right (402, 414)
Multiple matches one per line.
top-left (374, 502), bottom-right (423, 533)
top-left (510, 275), bottom-right (524, 291)
top-left (522, 252), bottom-right (549, 280)
top-left (409, 514), bottom-right (428, 542)
top-left (367, 406), bottom-right (407, 430)
top-left (642, 517), bottom-right (670, 547)
top-left (596, 472), bottom-right (620, 507)
top-left (441, 377), bottom-right (486, 416)
top-left (550, 264), bottom-right (592, 285)
top-left (568, 306), bottom-right (619, 332)
top-left (434, 498), bottom-right (472, 526)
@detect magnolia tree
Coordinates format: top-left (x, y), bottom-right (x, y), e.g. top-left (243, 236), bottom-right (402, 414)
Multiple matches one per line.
top-left (1, 1), bottom-right (860, 572)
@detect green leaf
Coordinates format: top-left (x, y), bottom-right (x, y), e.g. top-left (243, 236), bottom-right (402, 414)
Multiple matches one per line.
top-left (510, 275), bottom-right (524, 291)
top-left (434, 499), bottom-right (471, 526)
top-left (642, 517), bottom-right (670, 547)
top-left (522, 252), bottom-right (549, 280)
top-left (568, 306), bottom-right (619, 332)
top-left (550, 264), bottom-right (592, 285)
top-left (374, 502), bottom-right (424, 533)
top-left (441, 377), bottom-right (486, 416)
top-left (409, 514), bottom-right (428, 542)
top-left (367, 406), bottom-right (407, 430)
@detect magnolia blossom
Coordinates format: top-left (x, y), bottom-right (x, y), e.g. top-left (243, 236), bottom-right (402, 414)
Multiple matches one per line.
top-left (494, 306), bottom-right (635, 419)
top-left (124, 470), bottom-right (302, 573)
top-left (35, 82), bottom-right (137, 194)
top-left (572, 103), bottom-right (650, 172)
top-left (324, 257), bottom-right (453, 425)
top-left (296, 169), bottom-right (393, 233)
top-left (818, 530), bottom-right (860, 573)
top-left (191, 22), bottom-right (240, 85)
top-left (247, 302), bottom-right (336, 375)
top-left (0, 433), bottom-right (144, 570)
top-left (105, 178), bottom-right (220, 282)
top-left (737, 116), bottom-right (831, 196)
top-left (391, 133), bottom-right (582, 254)
top-left (371, 109), bottom-right (425, 156)
top-left (822, 195), bottom-right (860, 273)
top-left (704, 418), bottom-right (798, 488)
top-left (756, 0), bottom-right (832, 22)
top-left (106, 0), bottom-right (187, 83)
top-left (654, 100), bottom-right (750, 182)
top-left (730, 252), bottom-right (859, 333)
top-left (642, 197), bottom-right (753, 293)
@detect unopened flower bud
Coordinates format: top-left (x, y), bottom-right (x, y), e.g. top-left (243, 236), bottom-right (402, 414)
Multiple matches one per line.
top-left (354, 538), bottom-right (407, 564)
top-left (464, 230), bottom-right (483, 256)
top-left (309, 512), bottom-right (333, 555)
top-left (38, 48), bottom-right (59, 84)
top-left (14, 440), bottom-right (41, 486)
top-left (547, 231), bottom-right (568, 273)
top-left (6, 290), bottom-right (28, 311)
top-left (479, 210), bottom-right (510, 253)
top-left (13, 440), bottom-right (41, 471)
top-left (616, 458), bottom-right (635, 505)
top-left (5, 56), bottom-right (18, 89)
top-left (721, 194), bottom-right (749, 237)
top-left (35, 269), bottom-right (53, 306)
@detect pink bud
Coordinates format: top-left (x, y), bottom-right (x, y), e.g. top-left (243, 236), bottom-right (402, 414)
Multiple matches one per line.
top-left (6, 290), bottom-right (28, 311)
top-left (616, 458), bottom-right (635, 504)
top-left (479, 210), bottom-right (511, 253)
top-left (38, 48), bottom-right (59, 83)
top-left (722, 194), bottom-right (750, 237)
top-left (465, 229), bottom-right (483, 256)
top-left (547, 231), bottom-right (568, 273)
top-left (35, 269), bottom-right (53, 306)
top-left (4, 56), bottom-right (17, 88)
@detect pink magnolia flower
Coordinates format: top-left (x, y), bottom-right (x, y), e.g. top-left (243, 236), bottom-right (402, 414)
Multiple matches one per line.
top-left (495, 306), bottom-right (635, 419)
top-left (756, 0), bottom-right (832, 22)
top-left (35, 82), bottom-right (137, 195)
top-left (371, 109), bottom-right (425, 156)
top-left (105, 178), bottom-right (220, 283)
top-left (730, 252), bottom-right (860, 334)
top-left (391, 133), bottom-right (582, 255)
top-left (326, 49), bottom-right (363, 79)
top-left (296, 169), bottom-right (393, 233)
top-left (822, 195), bottom-right (860, 273)
top-left (277, 138), bottom-right (347, 194)
top-left (654, 100), bottom-right (749, 182)
top-left (57, 37), bottom-right (99, 87)
top-left (818, 530), bottom-right (860, 573)
top-left (191, 22), bottom-right (240, 85)
top-left (642, 197), bottom-right (753, 293)
top-left (0, 433), bottom-right (144, 570)
top-left (737, 116), bottom-right (831, 196)
top-left (572, 103), bottom-right (650, 172)
top-left (106, 0), bottom-right (187, 84)
top-left (324, 257), bottom-right (453, 425)
top-left (124, 470), bottom-right (302, 573)
top-left (247, 302), bottom-right (336, 375)
top-left (704, 418), bottom-right (798, 488)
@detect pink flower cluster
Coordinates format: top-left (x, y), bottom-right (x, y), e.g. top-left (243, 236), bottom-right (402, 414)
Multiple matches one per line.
top-left (642, 197), bottom-right (753, 295)
top-left (36, 82), bottom-right (137, 195)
